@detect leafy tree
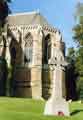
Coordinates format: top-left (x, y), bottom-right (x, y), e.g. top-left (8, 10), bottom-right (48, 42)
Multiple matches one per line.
top-left (0, 0), bottom-right (11, 96)
top-left (66, 47), bottom-right (77, 100)
top-left (75, 47), bottom-right (83, 99)
top-left (73, 23), bottom-right (83, 46)
top-left (66, 47), bottom-right (76, 63)
top-left (73, 3), bottom-right (83, 100)
top-left (0, 0), bottom-right (11, 34)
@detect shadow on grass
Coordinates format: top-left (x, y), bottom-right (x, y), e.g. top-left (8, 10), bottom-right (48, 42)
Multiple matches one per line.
top-left (71, 109), bottom-right (83, 116)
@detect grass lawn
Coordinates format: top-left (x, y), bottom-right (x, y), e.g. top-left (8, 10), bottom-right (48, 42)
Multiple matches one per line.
top-left (0, 97), bottom-right (83, 120)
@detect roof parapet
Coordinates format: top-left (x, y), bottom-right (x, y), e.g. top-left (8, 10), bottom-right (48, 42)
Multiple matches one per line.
top-left (8, 10), bottom-right (40, 17)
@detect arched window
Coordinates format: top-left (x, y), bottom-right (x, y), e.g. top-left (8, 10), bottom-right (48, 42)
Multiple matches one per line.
top-left (44, 34), bottom-right (51, 64)
top-left (24, 33), bottom-right (33, 64)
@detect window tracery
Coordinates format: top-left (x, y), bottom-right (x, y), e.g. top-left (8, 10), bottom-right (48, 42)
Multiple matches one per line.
top-left (24, 32), bottom-right (33, 64)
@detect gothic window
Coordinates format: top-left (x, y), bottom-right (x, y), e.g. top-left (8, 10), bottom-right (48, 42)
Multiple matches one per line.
top-left (24, 33), bottom-right (33, 64)
top-left (48, 42), bottom-right (51, 60)
top-left (44, 34), bottom-right (51, 64)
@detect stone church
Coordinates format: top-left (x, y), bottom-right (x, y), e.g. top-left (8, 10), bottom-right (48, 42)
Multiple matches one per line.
top-left (0, 11), bottom-right (66, 99)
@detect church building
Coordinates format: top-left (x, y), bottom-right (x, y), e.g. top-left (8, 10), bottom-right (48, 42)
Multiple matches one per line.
top-left (0, 11), bottom-right (66, 99)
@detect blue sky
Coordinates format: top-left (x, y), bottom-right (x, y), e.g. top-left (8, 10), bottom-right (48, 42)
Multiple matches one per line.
top-left (9, 0), bottom-right (81, 50)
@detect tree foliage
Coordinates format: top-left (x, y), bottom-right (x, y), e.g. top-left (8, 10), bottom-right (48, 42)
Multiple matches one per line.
top-left (66, 47), bottom-right (77, 100)
top-left (73, 23), bottom-right (83, 46)
top-left (0, 0), bottom-right (11, 96)
top-left (67, 47), bottom-right (76, 64)
top-left (72, 5), bottom-right (83, 99)
top-left (0, 0), bottom-right (11, 32)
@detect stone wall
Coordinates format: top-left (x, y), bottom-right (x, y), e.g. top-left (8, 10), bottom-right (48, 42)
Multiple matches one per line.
top-left (0, 22), bottom-right (66, 99)
top-left (10, 67), bottom-right (32, 97)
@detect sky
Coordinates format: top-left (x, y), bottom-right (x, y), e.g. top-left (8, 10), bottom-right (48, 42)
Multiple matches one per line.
top-left (9, 0), bottom-right (82, 50)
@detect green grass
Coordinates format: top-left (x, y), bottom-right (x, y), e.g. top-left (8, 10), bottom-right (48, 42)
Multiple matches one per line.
top-left (0, 97), bottom-right (83, 120)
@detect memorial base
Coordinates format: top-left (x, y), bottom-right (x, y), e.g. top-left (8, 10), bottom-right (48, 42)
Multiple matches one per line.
top-left (44, 97), bottom-right (70, 116)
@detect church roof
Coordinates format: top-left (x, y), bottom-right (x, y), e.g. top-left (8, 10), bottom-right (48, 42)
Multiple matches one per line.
top-left (8, 11), bottom-right (51, 27)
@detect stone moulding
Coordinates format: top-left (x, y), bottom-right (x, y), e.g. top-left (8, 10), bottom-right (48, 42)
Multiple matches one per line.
top-left (8, 25), bottom-right (57, 33)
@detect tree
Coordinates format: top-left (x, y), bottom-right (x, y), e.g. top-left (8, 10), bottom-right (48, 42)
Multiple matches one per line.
top-left (0, 0), bottom-right (11, 96)
top-left (73, 2), bottom-right (83, 100)
top-left (73, 2), bottom-right (83, 46)
top-left (66, 47), bottom-right (77, 100)
top-left (66, 47), bottom-right (75, 63)
top-left (73, 23), bottom-right (83, 46)
top-left (75, 47), bottom-right (83, 99)
top-left (0, 0), bottom-right (11, 34)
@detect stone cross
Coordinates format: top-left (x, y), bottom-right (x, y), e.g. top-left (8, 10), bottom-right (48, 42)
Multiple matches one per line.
top-left (44, 57), bottom-right (70, 116)
top-left (49, 57), bottom-right (68, 99)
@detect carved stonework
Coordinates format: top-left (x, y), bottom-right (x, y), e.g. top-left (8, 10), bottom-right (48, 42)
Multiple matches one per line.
top-left (24, 33), bottom-right (33, 64)
top-left (1, 11), bottom-right (67, 99)
top-left (44, 51), bottom-right (69, 116)
top-left (25, 33), bottom-right (33, 47)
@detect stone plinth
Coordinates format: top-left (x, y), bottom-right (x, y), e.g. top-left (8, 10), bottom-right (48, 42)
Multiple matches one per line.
top-left (44, 98), bottom-right (69, 116)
